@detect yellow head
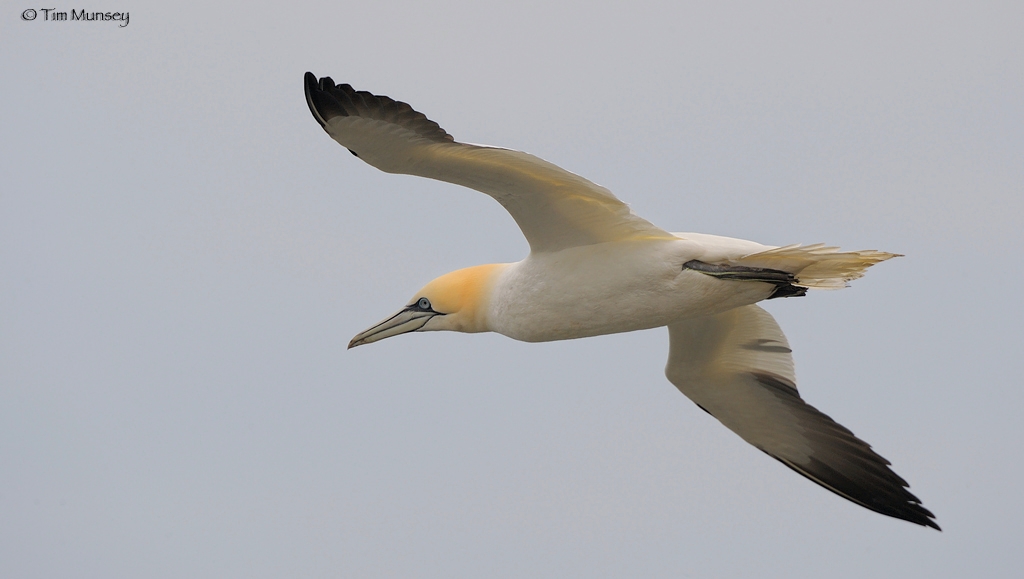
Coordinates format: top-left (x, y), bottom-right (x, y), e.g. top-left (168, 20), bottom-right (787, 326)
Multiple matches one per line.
top-left (348, 263), bottom-right (507, 348)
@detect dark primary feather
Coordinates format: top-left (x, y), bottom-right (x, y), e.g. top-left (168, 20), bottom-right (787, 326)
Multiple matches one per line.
top-left (748, 372), bottom-right (940, 529)
top-left (304, 72), bottom-right (454, 144)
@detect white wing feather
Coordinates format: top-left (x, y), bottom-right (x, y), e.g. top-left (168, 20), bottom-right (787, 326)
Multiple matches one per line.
top-left (305, 73), bottom-right (672, 253)
top-left (665, 305), bottom-right (939, 529)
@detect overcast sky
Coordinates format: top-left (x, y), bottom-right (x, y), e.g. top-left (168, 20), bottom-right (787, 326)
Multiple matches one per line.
top-left (3, 1), bottom-right (1022, 577)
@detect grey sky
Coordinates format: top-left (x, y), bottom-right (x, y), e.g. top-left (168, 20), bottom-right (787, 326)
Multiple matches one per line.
top-left (3, 1), bottom-right (1022, 576)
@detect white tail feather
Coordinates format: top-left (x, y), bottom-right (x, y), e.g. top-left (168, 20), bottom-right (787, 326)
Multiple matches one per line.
top-left (732, 244), bottom-right (900, 289)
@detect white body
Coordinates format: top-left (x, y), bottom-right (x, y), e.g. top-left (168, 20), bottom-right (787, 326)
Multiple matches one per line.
top-left (490, 237), bottom-right (772, 342)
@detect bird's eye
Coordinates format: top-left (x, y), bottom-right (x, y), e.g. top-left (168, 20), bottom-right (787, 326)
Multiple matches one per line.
top-left (417, 297), bottom-right (431, 310)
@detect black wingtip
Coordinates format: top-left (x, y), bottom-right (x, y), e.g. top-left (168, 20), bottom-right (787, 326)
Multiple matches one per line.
top-left (302, 72), bottom-right (457, 145)
top-left (304, 72), bottom-right (323, 128)
top-left (304, 71), bottom-right (351, 130)
top-left (771, 454), bottom-right (941, 531)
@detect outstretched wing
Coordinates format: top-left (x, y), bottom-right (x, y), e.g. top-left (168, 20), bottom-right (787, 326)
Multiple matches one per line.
top-left (304, 72), bottom-right (672, 253)
top-left (666, 305), bottom-right (939, 529)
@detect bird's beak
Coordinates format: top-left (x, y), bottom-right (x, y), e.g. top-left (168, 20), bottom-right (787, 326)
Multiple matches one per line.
top-left (348, 307), bottom-right (440, 349)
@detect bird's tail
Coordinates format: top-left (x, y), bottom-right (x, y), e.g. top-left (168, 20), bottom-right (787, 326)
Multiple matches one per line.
top-left (731, 244), bottom-right (900, 289)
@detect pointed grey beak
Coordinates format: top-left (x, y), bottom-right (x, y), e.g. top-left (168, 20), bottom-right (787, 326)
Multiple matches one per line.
top-left (348, 307), bottom-right (440, 349)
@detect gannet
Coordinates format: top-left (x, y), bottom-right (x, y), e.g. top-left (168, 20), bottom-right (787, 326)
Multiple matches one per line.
top-left (304, 72), bottom-right (939, 530)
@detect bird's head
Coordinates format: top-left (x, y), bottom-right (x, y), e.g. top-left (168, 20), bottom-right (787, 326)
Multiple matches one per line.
top-left (348, 263), bottom-right (506, 348)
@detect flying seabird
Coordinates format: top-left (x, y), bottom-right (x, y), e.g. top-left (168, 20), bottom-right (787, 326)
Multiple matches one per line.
top-left (303, 72), bottom-right (939, 530)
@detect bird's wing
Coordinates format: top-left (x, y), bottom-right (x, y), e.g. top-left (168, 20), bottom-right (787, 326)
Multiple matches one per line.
top-left (305, 73), bottom-right (673, 253)
top-left (665, 305), bottom-right (939, 529)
